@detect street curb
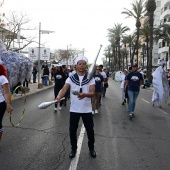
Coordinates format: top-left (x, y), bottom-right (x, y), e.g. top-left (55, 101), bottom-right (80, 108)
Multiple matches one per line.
top-left (12, 85), bottom-right (54, 101)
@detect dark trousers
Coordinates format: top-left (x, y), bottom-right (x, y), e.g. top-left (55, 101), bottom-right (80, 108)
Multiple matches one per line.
top-left (69, 112), bottom-right (95, 151)
top-left (23, 79), bottom-right (29, 87)
top-left (54, 88), bottom-right (62, 108)
top-left (33, 74), bottom-right (36, 83)
top-left (0, 101), bottom-right (6, 131)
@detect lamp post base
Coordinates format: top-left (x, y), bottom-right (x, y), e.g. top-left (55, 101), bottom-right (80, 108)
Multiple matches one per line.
top-left (38, 83), bottom-right (43, 89)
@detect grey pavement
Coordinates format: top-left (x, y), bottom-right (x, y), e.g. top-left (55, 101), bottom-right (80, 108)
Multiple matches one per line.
top-left (12, 80), bottom-right (54, 101)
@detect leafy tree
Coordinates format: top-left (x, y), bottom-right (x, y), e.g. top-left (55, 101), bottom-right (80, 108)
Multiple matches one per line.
top-left (2, 11), bottom-right (36, 52)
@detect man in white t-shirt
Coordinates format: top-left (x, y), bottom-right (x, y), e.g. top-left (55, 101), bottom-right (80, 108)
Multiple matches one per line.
top-left (56, 56), bottom-right (96, 159)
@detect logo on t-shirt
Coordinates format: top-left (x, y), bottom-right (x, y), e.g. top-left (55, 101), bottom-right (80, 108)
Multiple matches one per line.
top-left (95, 77), bottom-right (101, 82)
top-left (131, 76), bottom-right (139, 81)
top-left (56, 75), bottom-right (62, 79)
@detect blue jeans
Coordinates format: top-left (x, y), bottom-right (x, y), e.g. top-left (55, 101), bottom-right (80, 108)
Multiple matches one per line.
top-left (43, 75), bottom-right (48, 86)
top-left (128, 90), bottom-right (139, 113)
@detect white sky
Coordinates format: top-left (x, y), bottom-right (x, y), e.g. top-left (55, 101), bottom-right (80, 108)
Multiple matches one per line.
top-left (2, 0), bottom-right (136, 64)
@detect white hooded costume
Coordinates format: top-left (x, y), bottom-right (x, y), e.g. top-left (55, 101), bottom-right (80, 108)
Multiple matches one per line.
top-left (152, 59), bottom-right (169, 107)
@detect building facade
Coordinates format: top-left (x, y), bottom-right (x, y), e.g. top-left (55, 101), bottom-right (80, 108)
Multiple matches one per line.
top-left (158, 0), bottom-right (170, 70)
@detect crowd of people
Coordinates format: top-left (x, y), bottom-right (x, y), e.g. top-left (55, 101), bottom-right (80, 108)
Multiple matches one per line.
top-left (0, 55), bottom-right (169, 159)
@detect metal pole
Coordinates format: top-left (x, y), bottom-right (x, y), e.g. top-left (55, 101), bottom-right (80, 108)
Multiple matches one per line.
top-left (38, 22), bottom-right (41, 87)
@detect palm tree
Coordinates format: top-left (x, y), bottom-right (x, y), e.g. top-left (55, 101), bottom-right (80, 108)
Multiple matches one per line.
top-left (124, 34), bottom-right (136, 66)
top-left (139, 25), bottom-right (150, 76)
top-left (109, 38), bottom-right (117, 70)
top-left (122, 0), bottom-right (146, 65)
top-left (108, 23), bottom-right (130, 70)
top-left (121, 36), bottom-right (129, 68)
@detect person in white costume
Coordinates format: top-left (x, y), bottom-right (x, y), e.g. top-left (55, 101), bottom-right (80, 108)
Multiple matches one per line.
top-left (152, 59), bottom-right (169, 107)
top-left (55, 56), bottom-right (96, 159)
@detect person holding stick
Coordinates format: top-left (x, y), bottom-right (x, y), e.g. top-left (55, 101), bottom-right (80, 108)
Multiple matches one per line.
top-left (0, 60), bottom-right (13, 144)
top-left (55, 56), bottom-right (96, 159)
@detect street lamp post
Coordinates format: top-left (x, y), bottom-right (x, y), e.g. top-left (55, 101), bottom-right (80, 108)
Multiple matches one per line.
top-left (146, 0), bottom-right (156, 82)
top-left (38, 22), bottom-right (55, 89)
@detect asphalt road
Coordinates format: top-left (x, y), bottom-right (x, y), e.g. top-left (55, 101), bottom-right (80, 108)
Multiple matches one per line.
top-left (0, 79), bottom-right (170, 170)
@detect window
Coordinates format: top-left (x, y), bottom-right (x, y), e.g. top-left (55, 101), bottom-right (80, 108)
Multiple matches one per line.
top-left (162, 41), bottom-right (165, 47)
top-left (156, 1), bottom-right (161, 7)
top-left (154, 58), bottom-right (158, 64)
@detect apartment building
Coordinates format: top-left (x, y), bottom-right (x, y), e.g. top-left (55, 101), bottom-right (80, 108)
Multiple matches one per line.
top-left (158, 0), bottom-right (170, 70)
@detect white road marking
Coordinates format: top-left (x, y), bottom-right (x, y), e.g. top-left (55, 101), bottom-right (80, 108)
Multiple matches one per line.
top-left (141, 99), bottom-right (168, 114)
top-left (69, 124), bottom-right (85, 170)
top-left (142, 99), bottom-right (150, 104)
top-left (157, 108), bottom-right (168, 115)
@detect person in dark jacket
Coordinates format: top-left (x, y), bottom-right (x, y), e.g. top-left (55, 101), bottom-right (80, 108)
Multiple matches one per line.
top-left (54, 63), bottom-right (66, 112)
top-left (32, 65), bottom-right (37, 83)
top-left (43, 65), bottom-right (49, 86)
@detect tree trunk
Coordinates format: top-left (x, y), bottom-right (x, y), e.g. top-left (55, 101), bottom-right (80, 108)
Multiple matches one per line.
top-left (118, 43), bottom-right (121, 70)
top-left (148, 12), bottom-right (154, 83)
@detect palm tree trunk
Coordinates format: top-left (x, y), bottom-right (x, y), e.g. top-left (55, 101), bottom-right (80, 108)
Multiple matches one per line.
top-left (136, 27), bottom-right (140, 65)
top-left (148, 12), bottom-right (154, 83)
top-left (118, 44), bottom-right (121, 70)
top-left (146, 42), bottom-right (149, 78)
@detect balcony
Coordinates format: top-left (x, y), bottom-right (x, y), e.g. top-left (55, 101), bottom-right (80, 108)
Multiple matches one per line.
top-left (160, 9), bottom-right (170, 20)
top-left (158, 46), bottom-right (169, 54)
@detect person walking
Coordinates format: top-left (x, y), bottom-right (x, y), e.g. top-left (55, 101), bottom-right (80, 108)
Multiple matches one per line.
top-left (41, 65), bottom-right (45, 84)
top-left (62, 65), bottom-right (69, 106)
top-left (120, 69), bottom-right (128, 105)
top-left (103, 68), bottom-right (109, 97)
top-left (99, 65), bottom-right (107, 105)
top-left (125, 64), bottom-right (143, 119)
top-left (32, 65), bottom-right (37, 83)
top-left (43, 65), bottom-right (49, 86)
top-left (0, 61), bottom-right (13, 144)
top-left (92, 66), bottom-right (103, 114)
top-left (54, 63), bottom-right (66, 112)
top-left (56, 56), bottom-right (96, 159)
top-left (50, 65), bottom-right (55, 80)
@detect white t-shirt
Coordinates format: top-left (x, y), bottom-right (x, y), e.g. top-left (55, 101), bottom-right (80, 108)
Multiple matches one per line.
top-left (120, 74), bottom-right (125, 89)
top-left (100, 71), bottom-right (107, 79)
top-left (66, 76), bottom-right (95, 113)
top-left (0, 75), bottom-right (8, 102)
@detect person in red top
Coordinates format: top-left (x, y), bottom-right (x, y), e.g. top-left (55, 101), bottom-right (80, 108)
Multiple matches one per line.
top-left (0, 60), bottom-right (13, 144)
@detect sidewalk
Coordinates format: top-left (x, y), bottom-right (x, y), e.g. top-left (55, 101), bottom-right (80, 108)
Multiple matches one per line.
top-left (12, 81), bottom-right (54, 101)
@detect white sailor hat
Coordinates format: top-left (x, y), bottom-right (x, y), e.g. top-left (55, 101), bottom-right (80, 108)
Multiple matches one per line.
top-left (56, 63), bottom-right (62, 67)
top-left (74, 56), bottom-right (88, 65)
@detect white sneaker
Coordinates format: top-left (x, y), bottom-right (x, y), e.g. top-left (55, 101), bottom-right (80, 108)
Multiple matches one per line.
top-left (95, 109), bottom-right (98, 114)
top-left (54, 107), bottom-right (57, 111)
top-left (92, 111), bottom-right (95, 115)
top-left (58, 107), bottom-right (62, 110)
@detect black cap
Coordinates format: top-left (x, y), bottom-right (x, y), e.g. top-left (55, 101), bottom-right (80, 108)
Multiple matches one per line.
top-left (132, 63), bottom-right (138, 67)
